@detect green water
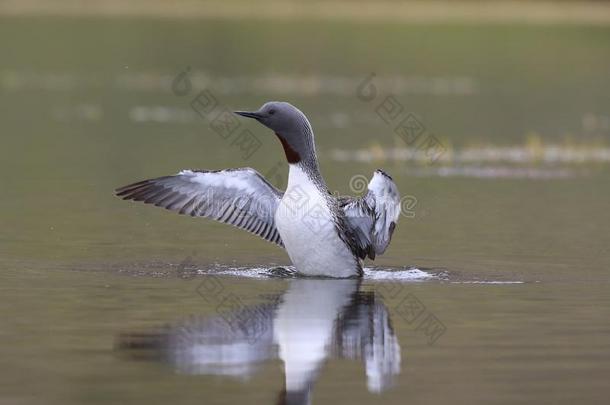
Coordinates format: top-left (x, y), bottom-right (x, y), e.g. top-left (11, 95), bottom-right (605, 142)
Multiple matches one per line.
top-left (1, 16), bottom-right (610, 405)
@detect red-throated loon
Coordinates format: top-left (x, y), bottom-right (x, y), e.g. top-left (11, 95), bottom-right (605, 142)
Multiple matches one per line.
top-left (115, 101), bottom-right (401, 278)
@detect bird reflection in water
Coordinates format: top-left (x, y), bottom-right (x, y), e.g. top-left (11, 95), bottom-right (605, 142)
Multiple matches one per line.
top-left (117, 279), bottom-right (401, 404)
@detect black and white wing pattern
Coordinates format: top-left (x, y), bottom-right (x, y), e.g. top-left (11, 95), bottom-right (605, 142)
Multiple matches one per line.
top-left (115, 168), bottom-right (284, 246)
top-left (340, 170), bottom-right (401, 260)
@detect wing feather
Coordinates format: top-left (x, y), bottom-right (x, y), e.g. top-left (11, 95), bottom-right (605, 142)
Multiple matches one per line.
top-left (341, 170), bottom-right (401, 260)
top-left (116, 168), bottom-right (284, 247)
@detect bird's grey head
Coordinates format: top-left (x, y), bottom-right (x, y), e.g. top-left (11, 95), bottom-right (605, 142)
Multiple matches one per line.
top-left (235, 101), bottom-right (315, 164)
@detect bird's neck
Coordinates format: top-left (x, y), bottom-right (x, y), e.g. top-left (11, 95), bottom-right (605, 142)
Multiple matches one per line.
top-left (287, 163), bottom-right (323, 195)
top-left (277, 125), bottom-right (326, 189)
top-left (295, 154), bottom-right (325, 188)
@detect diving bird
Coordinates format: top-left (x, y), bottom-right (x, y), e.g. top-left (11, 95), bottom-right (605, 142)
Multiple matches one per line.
top-left (115, 101), bottom-right (401, 278)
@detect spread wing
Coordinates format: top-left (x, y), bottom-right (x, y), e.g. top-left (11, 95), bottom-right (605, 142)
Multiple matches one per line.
top-left (115, 168), bottom-right (284, 246)
top-left (340, 170), bottom-right (401, 260)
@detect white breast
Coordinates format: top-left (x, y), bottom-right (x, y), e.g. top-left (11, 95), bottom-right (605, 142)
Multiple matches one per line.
top-left (275, 165), bottom-right (358, 277)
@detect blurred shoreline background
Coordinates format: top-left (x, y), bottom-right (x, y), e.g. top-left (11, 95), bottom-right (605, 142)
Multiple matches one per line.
top-left (1, 0), bottom-right (609, 268)
top-left (2, 0), bottom-right (610, 24)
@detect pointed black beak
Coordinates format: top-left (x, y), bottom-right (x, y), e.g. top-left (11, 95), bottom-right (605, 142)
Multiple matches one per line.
top-left (234, 111), bottom-right (263, 120)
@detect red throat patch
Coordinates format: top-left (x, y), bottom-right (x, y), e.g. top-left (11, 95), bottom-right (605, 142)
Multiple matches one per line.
top-left (276, 133), bottom-right (301, 164)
